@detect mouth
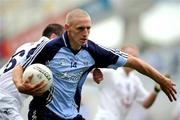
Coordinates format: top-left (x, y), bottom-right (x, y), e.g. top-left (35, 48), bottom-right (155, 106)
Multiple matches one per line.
top-left (80, 39), bottom-right (87, 43)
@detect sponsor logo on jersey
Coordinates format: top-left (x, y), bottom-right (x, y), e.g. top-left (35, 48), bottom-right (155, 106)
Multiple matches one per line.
top-left (59, 71), bottom-right (84, 81)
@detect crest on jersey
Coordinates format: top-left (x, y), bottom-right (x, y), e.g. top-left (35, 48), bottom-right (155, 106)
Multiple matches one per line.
top-left (59, 58), bottom-right (65, 66)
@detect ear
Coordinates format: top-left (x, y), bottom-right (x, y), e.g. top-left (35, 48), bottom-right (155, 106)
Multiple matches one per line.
top-left (64, 24), bottom-right (69, 30)
top-left (49, 33), bottom-right (57, 40)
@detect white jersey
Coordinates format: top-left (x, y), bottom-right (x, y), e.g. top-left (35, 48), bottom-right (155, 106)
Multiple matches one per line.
top-left (0, 37), bottom-right (50, 119)
top-left (172, 101), bottom-right (180, 120)
top-left (94, 68), bottom-right (149, 120)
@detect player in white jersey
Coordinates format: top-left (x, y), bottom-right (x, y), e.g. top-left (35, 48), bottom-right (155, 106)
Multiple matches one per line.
top-left (0, 23), bottom-right (64, 120)
top-left (94, 44), bottom-right (161, 120)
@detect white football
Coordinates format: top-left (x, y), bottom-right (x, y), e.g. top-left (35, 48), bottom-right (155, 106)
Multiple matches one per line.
top-left (23, 63), bottom-right (53, 93)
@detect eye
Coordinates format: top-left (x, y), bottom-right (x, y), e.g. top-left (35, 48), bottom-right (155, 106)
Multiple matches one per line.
top-left (87, 27), bottom-right (91, 30)
top-left (77, 27), bottom-right (84, 31)
top-left (77, 26), bottom-right (91, 32)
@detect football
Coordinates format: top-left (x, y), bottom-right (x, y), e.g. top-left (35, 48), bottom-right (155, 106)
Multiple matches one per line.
top-left (23, 63), bottom-right (53, 93)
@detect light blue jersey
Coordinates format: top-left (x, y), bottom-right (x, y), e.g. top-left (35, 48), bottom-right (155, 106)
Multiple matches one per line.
top-left (24, 32), bottom-right (128, 119)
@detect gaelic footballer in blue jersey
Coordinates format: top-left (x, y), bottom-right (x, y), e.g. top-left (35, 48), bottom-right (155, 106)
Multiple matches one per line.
top-left (13, 9), bottom-right (176, 120)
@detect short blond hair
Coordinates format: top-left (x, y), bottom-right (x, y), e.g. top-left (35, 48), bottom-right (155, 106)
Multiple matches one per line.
top-left (65, 9), bottom-right (91, 25)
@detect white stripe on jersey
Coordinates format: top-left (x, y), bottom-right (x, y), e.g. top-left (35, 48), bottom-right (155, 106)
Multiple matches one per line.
top-left (97, 44), bottom-right (128, 58)
top-left (23, 39), bottom-right (49, 68)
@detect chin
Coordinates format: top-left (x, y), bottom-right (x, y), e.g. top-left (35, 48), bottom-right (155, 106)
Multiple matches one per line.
top-left (81, 42), bottom-right (87, 46)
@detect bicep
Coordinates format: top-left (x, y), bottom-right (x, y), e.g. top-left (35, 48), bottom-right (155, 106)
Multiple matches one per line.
top-left (12, 64), bottom-right (24, 87)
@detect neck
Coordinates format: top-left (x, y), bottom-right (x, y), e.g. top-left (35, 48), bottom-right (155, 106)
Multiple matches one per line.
top-left (66, 32), bottom-right (81, 51)
top-left (70, 39), bottom-right (81, 51)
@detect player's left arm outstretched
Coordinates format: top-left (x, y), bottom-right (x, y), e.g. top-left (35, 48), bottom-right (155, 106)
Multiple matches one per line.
top-left (124, 54), bottom-right (176, 102)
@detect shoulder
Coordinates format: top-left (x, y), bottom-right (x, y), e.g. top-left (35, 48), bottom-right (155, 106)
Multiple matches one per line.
top-left (87, 40), bottom-right (111, 51)
top-left (86, 40), bottom-right (119, 57)
top-left (33, 36), bottom-right (65, 61)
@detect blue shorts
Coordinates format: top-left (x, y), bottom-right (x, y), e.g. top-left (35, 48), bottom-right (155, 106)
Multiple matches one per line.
top-left (28, 105), bottom-right (85, 120)
top-left (28, 89), bottom-right (85, 120)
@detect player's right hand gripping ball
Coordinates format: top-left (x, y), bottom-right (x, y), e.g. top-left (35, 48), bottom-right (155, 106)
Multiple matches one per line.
top-left (23, 63), bottom-right (53, 93)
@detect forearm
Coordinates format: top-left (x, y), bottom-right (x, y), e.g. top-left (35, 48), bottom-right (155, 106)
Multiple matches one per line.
top-left (124, 55), bottom-right (165, 84)
top-left (12, 64), bottom-right (24, 90)
top-left (143, 91), bottom-right (157, 108)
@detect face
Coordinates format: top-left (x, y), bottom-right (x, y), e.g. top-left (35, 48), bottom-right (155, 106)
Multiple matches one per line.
top-left (65, 16), bottom-right (91, 50)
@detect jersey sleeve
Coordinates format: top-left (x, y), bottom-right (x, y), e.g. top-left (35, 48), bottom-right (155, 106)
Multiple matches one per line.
top-left (87, 40), bottom-right (128, 69)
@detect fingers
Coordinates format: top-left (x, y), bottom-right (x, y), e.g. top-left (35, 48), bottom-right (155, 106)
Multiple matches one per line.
top-left (171, 82), bottom-right (177, 94)
top-left (30, 80), bottom-right (47, 93)
top-left (162, 85), bottom-right (177, 102)
top-left (24, 74), bottom-right (33, 84)
top-left (21, 77), bottom-right (47, 96)
top-left (168, 88), bottom-right (176, 102)
top-left (162, 87), bottom-right (173, 102)
top-left (168, 79), bottom-right (177, 98)
top-left (168, 79), bottom-right (177, 94)
top-left (163, 74), bottom-right (177, 101)
top-left (93, 68), bottom-right (103, 84)
top-left (169, 86), bottom-right (177, 102)
top-left (170, 88), bottom-right (177, 101)
top-left (167, 93), bottom-right (173, 102)
top-left (169, 89), bottom-right (176, 102)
